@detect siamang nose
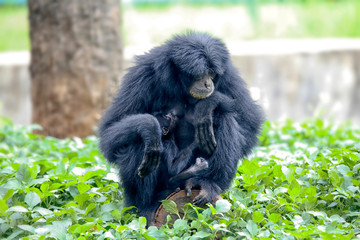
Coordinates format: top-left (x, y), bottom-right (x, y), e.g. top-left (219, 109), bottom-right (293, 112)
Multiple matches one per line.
top-left (204, 79), bottom-right (211, 89)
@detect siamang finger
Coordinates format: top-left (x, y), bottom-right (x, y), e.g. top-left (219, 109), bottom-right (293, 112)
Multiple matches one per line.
top-left (138, 162), bottom-right (146, 178)
top-left (209, 123), bottom-right (216, 146)
top-left (201, 126), bottom-right (215, 155)
top-left (203, 122), bottom-right (217, 154)
top-left (149, 151), bottom-right (160, 172)
top-left (193, 190), bottom-right (210, 206)
top-left (185, 181), bottom-right (194, 197)
top-left (197, 123), bottom-right (206, 145)
top-left (143, 153), bottom-right (153, 175)
top-left (193, 192), bottom-right (205, 206)
top-left (202, 123), bottom-right (214, 154)
top-left (185, 186), bottom-right (192, 197)
top-left (153, 152), bottom-right (161, 169)
top-left (138, 150), bottom-right (160, 178)
top-left (197, 123), bottom-right (210, 154)
top-left (207, 143), bottom-right (215, 155)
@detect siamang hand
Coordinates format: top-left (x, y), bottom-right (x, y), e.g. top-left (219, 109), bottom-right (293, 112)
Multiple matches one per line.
top-left (138, 145), bottom-right (162, 178)
top-left (195, 116), bottom-right (217, 156)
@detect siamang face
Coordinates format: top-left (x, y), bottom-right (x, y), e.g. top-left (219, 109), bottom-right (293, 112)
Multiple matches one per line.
top-left (189, 73), bottom-right (215, 99)
top-left (167, 32), bottom-right (229, 101)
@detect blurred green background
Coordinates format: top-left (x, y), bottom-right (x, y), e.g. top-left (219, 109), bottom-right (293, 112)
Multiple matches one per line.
top-left (1, 0), bottom-right (360, 52)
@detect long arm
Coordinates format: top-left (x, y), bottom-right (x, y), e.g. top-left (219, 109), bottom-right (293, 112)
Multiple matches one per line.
top-left (99, 114), bottom-right (163, 177)
top-left (187, 65), bottom-right (264, 205)
top-left (193, 91), bottom-right (237, 155)
top-left (98, 62), bottom-right (167, 178)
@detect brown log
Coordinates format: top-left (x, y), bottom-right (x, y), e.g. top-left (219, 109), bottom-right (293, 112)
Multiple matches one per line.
top-left (152, 190), bottom-right (222, 227)
top-left (28, 0), bottom-right (122, 138)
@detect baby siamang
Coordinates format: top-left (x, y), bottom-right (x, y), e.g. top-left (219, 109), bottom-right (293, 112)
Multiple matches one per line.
top-left (98, 32), bottom-right (264, 223)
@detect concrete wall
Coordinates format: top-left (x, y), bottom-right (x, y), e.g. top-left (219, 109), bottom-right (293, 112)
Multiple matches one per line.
top-left (1, 39), bottom-right (360, 125)
top-left (0, 52), bottom-right (31, 125)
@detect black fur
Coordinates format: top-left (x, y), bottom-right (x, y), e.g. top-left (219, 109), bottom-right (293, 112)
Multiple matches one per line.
top-left (98, 32), bottom-right (264, 222)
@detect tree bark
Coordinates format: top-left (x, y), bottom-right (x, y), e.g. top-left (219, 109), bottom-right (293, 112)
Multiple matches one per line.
top-left (28, 0), bottom-right (122, 138)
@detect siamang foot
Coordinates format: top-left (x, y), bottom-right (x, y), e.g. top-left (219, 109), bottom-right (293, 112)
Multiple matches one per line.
top-left (139, 208), bottom-right (157, 227)
top-left (195, 118), bottom-right (217, 155)
top-left (194, 157), bottom-right (209, 169)
top-left (138, 148), bottom-right (162, 178)
top-left (185, 178), bottom-right (219, 206)
top-left (193, 188), bottom-right (214, 206)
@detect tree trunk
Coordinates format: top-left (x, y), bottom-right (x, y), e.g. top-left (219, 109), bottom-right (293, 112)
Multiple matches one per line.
top-left (28, 0), bottom-right (122, 138)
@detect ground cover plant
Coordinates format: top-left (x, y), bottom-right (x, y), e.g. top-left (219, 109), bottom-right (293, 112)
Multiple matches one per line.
top-left (0, 117), bottom-right (360, 239)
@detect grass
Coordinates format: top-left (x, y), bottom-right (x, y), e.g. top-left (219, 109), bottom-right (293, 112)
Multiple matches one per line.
top-left (288, 1), bottom-right (360, 38)
top-left (0, 5), bottom-right (29, 52)
top-left (0, 1), bottom-right (360, 52)
top-left (0, 118), bottom-right (360, 239)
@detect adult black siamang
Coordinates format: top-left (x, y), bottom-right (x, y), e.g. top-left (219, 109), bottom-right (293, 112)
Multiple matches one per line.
top-left (98, 32), bottom-right (264, 223)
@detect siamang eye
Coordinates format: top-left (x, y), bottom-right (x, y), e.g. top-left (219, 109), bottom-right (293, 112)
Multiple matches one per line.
top-left (208, 70), bottom-right (216, 79)
top-left (194, 75), bottom-right (202, 81)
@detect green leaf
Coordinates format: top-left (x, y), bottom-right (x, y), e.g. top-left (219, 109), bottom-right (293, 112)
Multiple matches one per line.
top-left (25, 191), bottom-right (41, 208)
top-left (173, 219), bottom-right (188, 231)
top-left (18, 225), bottom-right (35, 233)
top-left (246, 220), bottom-right (258, 236)
top-left (288, 185), bottom-right (301, 201)
top-left (253, 210), bottom-right (263, 223)
top-left (0, 199), bottom-right (8, 216)
top-left (329, 170), bottom-right (341, 187)
top-left (337, 165), bottom-right (350, 176)
top-left (101, 203), bottom-right (117, 213)
top-left (73, 222), bottom-right (96, 234)
top-left (139, 216), bottom-right (147, 229)
top-left (48, 220), bottom-right (72, 240)
top-left (192, 231), bottom-right (212, 239)
top-left (16, 164), bottom-right (31, 183)
top-left (74, 193), bottom-right (90, 208)
top-left (215, 199), bottom-right (231, 213)
top-left (85, 202), bottom-right (96, 215)
top-left (33, 207), bottom-right (53, 216)
top-left (56, 161), bottom-right (66, 175)
top-left (241, 159), bottom-right (258, 175)
top-left (160, 200), bottom-right (179, 217)
top-left (147, 226), bottom-right (168, 240)
top-left (117, 225), bottom-right (129, 233)
top-left (6, 206), bottom-right (28, 213)
top-left (82, 169), bottom-right (107, 182)
top-left (77, 182), bottom-right (91, 194)
top-left (6, 229), bottom-right (23, 240)
top-left (269, 213), bottom-right (281, 223)
top-left (329, 214), bottom-right (345, 223)
top-left (3, 189), bottom-right (14, 201)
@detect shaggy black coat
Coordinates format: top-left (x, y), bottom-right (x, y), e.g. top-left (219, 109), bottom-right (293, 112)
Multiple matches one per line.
top-left (98, 32), bottom-right (264, 221)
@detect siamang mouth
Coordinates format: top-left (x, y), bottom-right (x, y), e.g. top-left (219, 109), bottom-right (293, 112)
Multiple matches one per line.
top-left (189, 88), bottom-right (214, 99)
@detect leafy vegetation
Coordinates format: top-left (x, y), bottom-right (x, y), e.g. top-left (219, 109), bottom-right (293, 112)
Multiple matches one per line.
top-left (0, 118), bottom-right (359, 239)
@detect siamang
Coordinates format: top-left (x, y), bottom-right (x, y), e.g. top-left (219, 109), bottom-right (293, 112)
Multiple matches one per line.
top-left (98, 32), bottom-right (264, 223)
